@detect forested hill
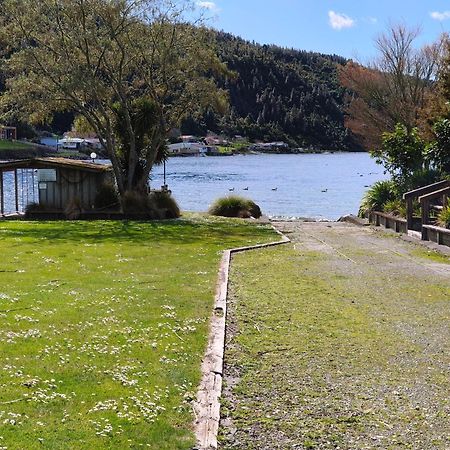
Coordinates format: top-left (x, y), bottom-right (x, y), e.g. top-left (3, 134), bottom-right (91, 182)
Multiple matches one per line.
top-left (182, 31), bottom-right (358, 150)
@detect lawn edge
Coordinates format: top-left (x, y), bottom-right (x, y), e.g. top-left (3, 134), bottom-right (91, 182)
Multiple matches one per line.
top-left (193, 225), bottom-right (290, 450)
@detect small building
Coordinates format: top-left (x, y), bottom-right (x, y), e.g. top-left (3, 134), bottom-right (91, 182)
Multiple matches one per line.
top-left (0, 126), bottom-right (17, 141)
top-left (58, 137), bottom-right (87, 150)
top-left (249, 141), bottom-right (289, 151)
top-left (205, 133), bottom-right (230, 146)
top-left (167, 142), bottom-right (206, 156)
top-left (84, 138), bottom-right (102, 150)
top-left (180, 135), bottom-right (199, 143)
top-left (0, 158), bottom-right (113, 215)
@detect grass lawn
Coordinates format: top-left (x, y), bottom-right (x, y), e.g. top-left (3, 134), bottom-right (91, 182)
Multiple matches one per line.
top-left (0, 140), bottom-right (35, 151)
top-left (221, 223), bottom-right (450, 449)
top-left (0, 215), bottom-right (276, 449)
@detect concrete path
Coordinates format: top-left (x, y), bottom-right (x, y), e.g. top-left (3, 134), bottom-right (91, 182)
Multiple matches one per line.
top-left (221, 222), bottom-right (450, 450)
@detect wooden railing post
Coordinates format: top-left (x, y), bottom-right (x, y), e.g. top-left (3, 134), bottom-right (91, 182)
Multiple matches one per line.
top-left (421, 199), bottom-right (429, 240)
top-left (406, 197), bottom-right (413, 230)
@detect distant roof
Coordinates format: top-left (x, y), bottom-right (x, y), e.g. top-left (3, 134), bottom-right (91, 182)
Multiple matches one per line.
top-left (60, 137), bottom-right (86, 143)
top-left (0, 157), bottom-right (112, 173)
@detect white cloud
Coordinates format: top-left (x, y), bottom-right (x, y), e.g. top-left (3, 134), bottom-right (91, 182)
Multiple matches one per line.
top-left (328, 10), bottom-right (355, 30)
top-left (430, 11), bottom-right (450, 21)
top-left (197, 1), bottom-right (220, 12)
top-left (367, 17), bottom-right (378, 24)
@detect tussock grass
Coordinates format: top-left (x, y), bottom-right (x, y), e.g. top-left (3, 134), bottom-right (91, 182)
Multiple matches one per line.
top-left (438, 202), bottom-right (450, 229)
top-left (208, 195), bottom-right (262, 218)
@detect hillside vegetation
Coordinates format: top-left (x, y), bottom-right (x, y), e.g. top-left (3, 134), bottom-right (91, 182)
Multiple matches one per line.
top-left (1, 29), bottom-right (356, 150)
top-left (182, 31), bottom-right (357, 150)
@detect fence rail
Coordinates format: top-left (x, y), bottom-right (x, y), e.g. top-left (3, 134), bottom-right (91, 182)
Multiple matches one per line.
top-left (422, 224), bottom-right (450, 246)
top-left (368, 211), bottom-right (408, 234)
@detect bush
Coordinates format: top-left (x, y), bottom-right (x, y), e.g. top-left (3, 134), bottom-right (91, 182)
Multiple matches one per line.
top-left (383, 199), bottom-right (407, 217)
top-left (120, 190), bottom-right (180, 219)
top-left (438, 202), bottom-right (450, 229)
top-left (359, 180), bottom-right (397, 217)
top-left (371, 124), bottom-right (425, 183)
top-left (65, 197), bottom-right (82, 220)
top-left (425, 119), bottom-right (450, 174)
top-left (24, 202), bottom-right (49, 218)
top-left (151, 191), bottom-right (181, 219)
top-left (398, 168), bottom-right (441, 194)
top-left (208, 195), bottom-right (262, 218)
top-left (120, 191), bottom-right (159, 218)
top-left (94, 183), bottom-right (119, 210)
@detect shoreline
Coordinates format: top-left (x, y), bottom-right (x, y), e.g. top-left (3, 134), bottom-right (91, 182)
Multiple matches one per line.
top-left (169, 148), bottom-right (367, 158)
top-left (0, 148), bottom-right (367, 161)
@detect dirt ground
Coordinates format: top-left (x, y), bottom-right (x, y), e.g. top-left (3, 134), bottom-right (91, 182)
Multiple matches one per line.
top-left (220, 222), bottom-right (450, 450)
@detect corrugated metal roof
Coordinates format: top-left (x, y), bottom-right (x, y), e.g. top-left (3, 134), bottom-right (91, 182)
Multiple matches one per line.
top-left (0, 157), bottom-right (112, 173)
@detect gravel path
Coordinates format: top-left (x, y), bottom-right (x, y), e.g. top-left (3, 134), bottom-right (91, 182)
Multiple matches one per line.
top-left (220, 222), bottom-right (450, 450)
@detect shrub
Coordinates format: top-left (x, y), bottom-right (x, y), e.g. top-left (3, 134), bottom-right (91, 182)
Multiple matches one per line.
top-left (150, 191), bottom-right (181, 219)
top-left (94, 183), bottom-right (119, 210)
top-left (65, 197), bottom-right (82, 220)
top-left (383, 199), bottom-right (407, 217)
top-left (208, 195), bottom-right (262, 218)
top-left (425, 119), bottom-right (450, 174)
top-left (120, 190), bottom-right (181, 219)
top-left (120, 191), bottom-right (159, 218)
top-left (371, 124), bottom-right (425, 183)
top-left (398, 168), bottom-right (441, 194)
top-left (359, 180), bottom-right (397, 217)
top-left (438, 202), bottom-right (450, 229)
top-left (24, 202), bottom-right (49, 218)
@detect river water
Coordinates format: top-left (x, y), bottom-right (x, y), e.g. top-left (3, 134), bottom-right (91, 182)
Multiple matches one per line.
top-left (150, 153), bottom-right (388, 220)
top-left (1, 152), bottom-right (387, 219)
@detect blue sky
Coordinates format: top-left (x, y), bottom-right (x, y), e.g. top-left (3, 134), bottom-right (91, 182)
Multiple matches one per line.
top-left (196, 0), bottom-right (450, 61)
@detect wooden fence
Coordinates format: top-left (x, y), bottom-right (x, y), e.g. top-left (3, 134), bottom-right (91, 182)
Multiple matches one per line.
top-left (422, 225), bottom-right (450, 247)
top-left (368, 211), bottom-right (408, 234)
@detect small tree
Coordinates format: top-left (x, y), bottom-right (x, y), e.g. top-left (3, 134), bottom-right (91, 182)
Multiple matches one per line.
top-left (0, 0), bottom-right (227, 195)
top-left (372, 123), bottom-right (425, 183)
top-left (425, 118), bottom-right (450, 173)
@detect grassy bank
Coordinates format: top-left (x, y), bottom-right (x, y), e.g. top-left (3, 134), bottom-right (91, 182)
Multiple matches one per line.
top-left (0, 140), bottom-right (56, 159)
top-left (0, 141), bottom-right (35, 151)
top-left (221, 224), bottom-right (450, 449)
top-left (0, 215), bottom-right (276, 449)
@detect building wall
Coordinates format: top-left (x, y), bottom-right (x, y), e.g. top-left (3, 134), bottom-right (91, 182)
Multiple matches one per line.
top-left (0, 127), bottom-right (17, 140)
top-left (38, 168), bottom-right (112, 209)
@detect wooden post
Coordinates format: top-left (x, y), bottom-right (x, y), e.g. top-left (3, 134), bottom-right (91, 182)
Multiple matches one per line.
top-left (406, 197), bottom-right (413, 230)
top-left (14, 169), bottom-right (19, 212)
top-left (421, 199), bottom-right (429, 225)
top-left (421, 199), bottom-right (429, 240)
top-left (0, 171), bottom-right (3, 215)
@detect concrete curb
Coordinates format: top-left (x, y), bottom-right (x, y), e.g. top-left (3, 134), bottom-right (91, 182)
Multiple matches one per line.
top-left (193, 226), bottom-right (290, 450)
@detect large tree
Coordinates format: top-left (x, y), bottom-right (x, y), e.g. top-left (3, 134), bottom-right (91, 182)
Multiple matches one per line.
top-left (340, 25), bottom-right (442, 149)
top-left (0, 0), bottom-right (227, 194)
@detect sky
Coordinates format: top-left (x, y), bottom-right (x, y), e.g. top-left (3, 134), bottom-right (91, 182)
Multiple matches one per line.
top-left (195, 0), bottom-right (450, 61)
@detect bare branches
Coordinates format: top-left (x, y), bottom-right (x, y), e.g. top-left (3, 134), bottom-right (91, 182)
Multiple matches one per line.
top-left (341, 24), bottom-right (442, 149)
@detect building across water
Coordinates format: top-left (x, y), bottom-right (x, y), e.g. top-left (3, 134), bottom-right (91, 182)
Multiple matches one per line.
top-left (0, 126), bottom-right (17, 140)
